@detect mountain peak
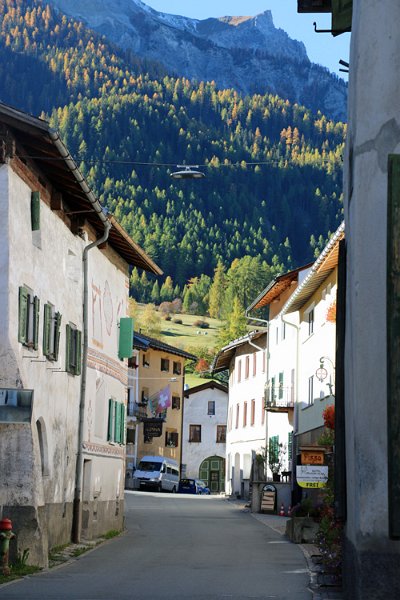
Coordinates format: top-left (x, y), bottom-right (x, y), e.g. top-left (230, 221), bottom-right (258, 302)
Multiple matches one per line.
top-left (47, 0), bottom-right (346, 121)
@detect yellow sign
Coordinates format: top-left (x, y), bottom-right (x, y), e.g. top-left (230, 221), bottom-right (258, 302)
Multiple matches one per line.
top-left (298, 481), bottom-right (327, 489)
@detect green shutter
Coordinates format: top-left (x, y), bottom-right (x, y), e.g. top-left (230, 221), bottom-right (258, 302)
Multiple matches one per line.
top-left (33, 296), bottom-right (40, 351)
top-left (332, 0), bottom-right (352, 35)
top-left (120, 403), bottom-right (126, 445)
top-left (288, 432), bottom-right (293, 461)
top-left (115, 401), bottom-right (122, 443)
top-left (54, 312), bottom-right (62, 361)
top-left (75, 330), bottom-right (82, 375)
top-left (271, 376), bottom-right (276, 401)
top-left (118, 318), bottom-right (133, 359)
top-left (43, 304), bottom-right (52, 356)
top-left (65, 325), bottom-right (72, 372)
top-left (269, 435), bottom-right (279, 463)
top-left (18, 287), bottom-right (29, 344)
top-left (279, 372), bottom-right (284, 399)
top-left (31, 191), bottom-right (40, 231)
top-left (108, 399), bottom-right (114, 441)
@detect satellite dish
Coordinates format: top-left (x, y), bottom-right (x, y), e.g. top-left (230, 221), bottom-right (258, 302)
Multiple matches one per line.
top-left (170, 165), bottom-right (205, 179)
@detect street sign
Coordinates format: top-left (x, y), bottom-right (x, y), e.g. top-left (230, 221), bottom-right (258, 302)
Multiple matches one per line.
top-left (296, 465), bottom-right (328, 488)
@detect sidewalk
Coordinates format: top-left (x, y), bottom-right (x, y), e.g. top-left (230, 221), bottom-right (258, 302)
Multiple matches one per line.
top-left (248, 508), bottom-right (344, 600)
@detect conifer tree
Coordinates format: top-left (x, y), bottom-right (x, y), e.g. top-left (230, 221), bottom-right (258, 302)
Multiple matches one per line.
top-left (209, 261), bottom-right (226, 319)
top-left (160, 275), bottom-right (174, 302)
top-left (151, 280), bottom-right (160, 304)
top-left (218, 296), bottom-right (248, 347)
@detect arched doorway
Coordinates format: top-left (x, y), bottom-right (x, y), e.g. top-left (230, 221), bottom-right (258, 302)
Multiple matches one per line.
top-left (199, 456), bottom-right (225, 493)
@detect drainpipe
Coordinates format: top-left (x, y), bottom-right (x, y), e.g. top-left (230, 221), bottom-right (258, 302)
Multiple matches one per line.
top-left (72, 220), bottom-right (111, 543)
top-left (47, 130), bottom-right (113, 543)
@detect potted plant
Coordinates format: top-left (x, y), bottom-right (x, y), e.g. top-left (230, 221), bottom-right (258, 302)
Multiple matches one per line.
top-left (268, 441), bottom-right (287, 482)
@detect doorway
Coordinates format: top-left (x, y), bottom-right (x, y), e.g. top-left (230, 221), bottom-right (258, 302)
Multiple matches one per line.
top-left (199, 456), bottom-right (225, 493)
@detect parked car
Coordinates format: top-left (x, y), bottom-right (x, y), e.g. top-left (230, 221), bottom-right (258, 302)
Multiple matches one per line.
top-left (133, 456), bottom-right (179, 492)
top-left (178, 478), bottom-right (211, 495)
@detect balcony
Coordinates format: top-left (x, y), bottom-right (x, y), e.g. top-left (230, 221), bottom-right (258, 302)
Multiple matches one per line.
top-left (127, 401), bottom-right (147, 421)
top-left (265, 385), bottom-right (295, 412)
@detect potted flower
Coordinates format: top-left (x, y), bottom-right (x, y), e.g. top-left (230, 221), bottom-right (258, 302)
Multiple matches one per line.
top-left (268, 441), bottom-right (287, 482)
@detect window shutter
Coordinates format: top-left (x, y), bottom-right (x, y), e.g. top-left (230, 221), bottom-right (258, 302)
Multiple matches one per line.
top-left (108, 399), bottom-right (114, 441)
top-left (115, 401), bottom-right (122, 443)
top-left (31, 191), bottom-right (40, 231)
top-left (43, 304), bottom-right (52, 356)
top-left (120, 403), bottom-right (126, 445)
top-left (33, 296), bottom-right (40, 350)
top-left (54, 312), bottom-right (62, 361)
top-left (172, 432), bottom-right (178, 447)
top-left (118, 318), bottom-right (133, 359)
top-left (65, 325), bottom-right (72, 373)
top-left (18, 286), bottom-right (29, 344)
top-left (279, 372), bottom-right (284, 399)
top-left (332, 0), bottom-right (352, 35)
top-left (288, 432), bottom-right (293, 461)
top-left (75, 330), bottom-right (82, 375)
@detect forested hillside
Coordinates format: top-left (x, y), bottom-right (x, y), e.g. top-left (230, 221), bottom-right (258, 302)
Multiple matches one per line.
top-left (0, 0), bottom-right (345, 298)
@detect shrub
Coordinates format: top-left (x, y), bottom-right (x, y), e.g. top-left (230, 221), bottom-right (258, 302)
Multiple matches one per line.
top-left (193, 320), bottom-right (209, 329)
top-left (172, 318), bottom-right (183, 324)
top-left (164, 315), bottom-right (171, 321)
top-left (195, 358), bottom-right (210, 373)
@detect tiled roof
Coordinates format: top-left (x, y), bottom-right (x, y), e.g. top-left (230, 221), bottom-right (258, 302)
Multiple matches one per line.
top-left (246, 263), bottom-right (313, 312)
top-left (0, 101), bottom-right (162, 275)
top-left (184, 381), bottom-right (228, 396)
top-left (133, 331), bottom-right (197, 361)
top-left (211, 330), bottom-right (267, 374)
top-left (281, 222), bottom-right (345, 315)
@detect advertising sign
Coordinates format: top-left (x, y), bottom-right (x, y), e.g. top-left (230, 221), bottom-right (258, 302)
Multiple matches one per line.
top-left (301, 450), bottom-right (325, 465)
top-left (143, 418), bottom-right (163, 441)
top-left (296, 465), bottom-right (329, 489)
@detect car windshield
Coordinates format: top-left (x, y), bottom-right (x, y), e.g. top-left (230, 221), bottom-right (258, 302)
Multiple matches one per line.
top-left (180, 479), bottom-right (194, 486)
top-left (138, 461), bottom-right (162, 472)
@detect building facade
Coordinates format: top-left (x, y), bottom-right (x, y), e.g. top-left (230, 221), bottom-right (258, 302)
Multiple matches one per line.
top-left (0, 103), bottom-right (161, 566)
top-left (213, 332), bottom-right (267, 499)
top-left (182, 381), bottom-right (228, 493)
top-left (129, 332), bottom-right (196, 471)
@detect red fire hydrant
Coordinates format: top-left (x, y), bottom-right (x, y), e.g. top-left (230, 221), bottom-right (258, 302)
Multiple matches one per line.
top-left (0, 518), bottom-right (16, 576)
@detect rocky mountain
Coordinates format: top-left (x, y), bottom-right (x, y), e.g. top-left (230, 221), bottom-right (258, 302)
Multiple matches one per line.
top-left (48, 0), bottom-right (347, 121)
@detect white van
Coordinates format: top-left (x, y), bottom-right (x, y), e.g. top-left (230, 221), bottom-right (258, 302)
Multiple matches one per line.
top-left (133, 456), bottom-right (180, 493)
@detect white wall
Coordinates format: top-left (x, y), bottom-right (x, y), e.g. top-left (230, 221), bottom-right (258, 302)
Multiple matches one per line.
top-left (343, 1), bottom-right (400, 594)
top-left (1, 162), bottom-right (128, 520)
top-left (267, 313), bottom-right (296, 474)
top-left (226, 335), bottom-right (267, 496)
top-left (182, 386), bottom-right (228, 479)
top-left (297, 274), bottom-right (336, 437)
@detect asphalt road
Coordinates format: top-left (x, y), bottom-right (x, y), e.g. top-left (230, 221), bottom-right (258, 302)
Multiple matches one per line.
top-left (0, 493), bottom-right (312, 600)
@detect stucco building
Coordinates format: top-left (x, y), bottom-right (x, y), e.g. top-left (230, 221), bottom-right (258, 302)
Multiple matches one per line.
top-left (182, 381), bottom-right (228, 493)
top-left (212, 331), bottom-right (267, 499)
top-left (129, 332), bottom-right (196, 471)
top-left (0, 102), bottom-right (161, 566)
top-left (297, 2), bottom-right (400, 596)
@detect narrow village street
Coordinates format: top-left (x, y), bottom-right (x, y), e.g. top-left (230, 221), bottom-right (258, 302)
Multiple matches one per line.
top-left (0, 493), bottom-right (311, 600)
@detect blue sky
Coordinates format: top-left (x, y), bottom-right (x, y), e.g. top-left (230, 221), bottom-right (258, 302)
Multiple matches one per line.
top-left (143, 1), bottom-right (350, 79)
